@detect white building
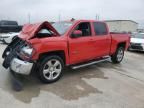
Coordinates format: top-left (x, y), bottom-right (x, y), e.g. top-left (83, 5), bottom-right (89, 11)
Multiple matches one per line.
top-left (105, 20), bottom-right (138, 33)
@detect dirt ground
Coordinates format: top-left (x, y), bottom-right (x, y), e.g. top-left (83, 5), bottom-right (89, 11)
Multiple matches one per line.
top-left (0, 43), bottom-right (144, 108)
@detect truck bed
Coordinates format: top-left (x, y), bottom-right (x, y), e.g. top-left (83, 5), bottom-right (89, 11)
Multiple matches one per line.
top-left (110, 33), bottom-right (130, 55)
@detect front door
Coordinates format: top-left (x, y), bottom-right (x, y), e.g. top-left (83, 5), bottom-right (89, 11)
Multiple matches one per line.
top-left (68, 22), bottom-right (94, 64)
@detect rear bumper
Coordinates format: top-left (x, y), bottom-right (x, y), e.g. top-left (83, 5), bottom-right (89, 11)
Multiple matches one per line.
top-left (10, 58), bottom-right (33, 75)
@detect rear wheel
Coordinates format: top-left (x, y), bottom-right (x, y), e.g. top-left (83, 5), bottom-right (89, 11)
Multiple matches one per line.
top-left (38, 55), bottom-right (64, 83)
top-left (111, 47), bottom-right (125, 63)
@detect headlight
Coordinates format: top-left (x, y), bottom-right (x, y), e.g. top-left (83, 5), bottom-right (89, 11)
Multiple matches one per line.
top-left (19, 44), bottom-right (35, 60)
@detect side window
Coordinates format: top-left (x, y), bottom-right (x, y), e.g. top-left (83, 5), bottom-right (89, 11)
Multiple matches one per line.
top-left (93, 22), bottom-right (108, 35)
top-left (75, 22), bottom-right (91, 37)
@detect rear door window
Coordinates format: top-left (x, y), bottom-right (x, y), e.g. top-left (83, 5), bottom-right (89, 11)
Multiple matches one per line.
top-left (93, 22), bottom-right (108, 35)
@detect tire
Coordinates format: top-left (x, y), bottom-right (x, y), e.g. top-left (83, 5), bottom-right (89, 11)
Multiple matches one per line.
top-left (38, 55), bottom-right (64, 83)
top-left (111, 47), bottom-right (125, 64)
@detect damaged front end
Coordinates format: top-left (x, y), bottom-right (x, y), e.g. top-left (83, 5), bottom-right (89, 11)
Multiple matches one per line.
top-left (2, 21), bottom-right (60, 76)
top-left (2, 37), bottom-right (34, 75)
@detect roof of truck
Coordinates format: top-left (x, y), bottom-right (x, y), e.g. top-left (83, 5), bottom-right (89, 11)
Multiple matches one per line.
top-left (60, 19), bottom-right (106, 23)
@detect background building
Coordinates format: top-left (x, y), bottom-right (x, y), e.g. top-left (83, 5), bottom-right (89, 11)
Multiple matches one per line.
top-left (105, 20), bottom-right (138, 33)
top-left (137, 24), bottom-right (144, 33)
top-left (137, 28), bottom-right (144, 33)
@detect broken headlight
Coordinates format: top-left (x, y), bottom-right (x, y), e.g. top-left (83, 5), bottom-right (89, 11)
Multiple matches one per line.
top-left (19, 44), bottom-right (35, 60)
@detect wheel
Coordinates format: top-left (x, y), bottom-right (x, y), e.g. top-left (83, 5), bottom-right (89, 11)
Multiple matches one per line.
top-left (38, 55), bottom-right (64, 83)
top-left (111, 47), bottom-right (124, 63)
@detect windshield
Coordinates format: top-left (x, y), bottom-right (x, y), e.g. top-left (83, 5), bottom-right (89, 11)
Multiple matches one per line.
top-left (131, 34), bottom-right (144, 39)
top-left (52, 22), bottom-right (73, 35)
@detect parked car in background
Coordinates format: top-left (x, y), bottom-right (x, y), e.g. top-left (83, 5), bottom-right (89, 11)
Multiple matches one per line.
top-left (2, 20), bottom-right (130, 83)
top-left (128, 33), bottom-right (144, 51)
top-left (0, 20), bottom-right (22, 44)
top-left (0, 32), bottom-right (20, 44)
top-left (0, 20), bottom-right (22, 33)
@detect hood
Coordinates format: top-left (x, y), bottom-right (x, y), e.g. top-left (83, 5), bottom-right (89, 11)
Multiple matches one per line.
top-left (131, 38), bottom-right (144, 44)
top-left (19, 21), bottom-right (60, 40)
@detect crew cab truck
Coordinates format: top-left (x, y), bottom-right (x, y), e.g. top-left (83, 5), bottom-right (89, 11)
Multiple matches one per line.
top-left (2, 20), bottom-right (130, 83)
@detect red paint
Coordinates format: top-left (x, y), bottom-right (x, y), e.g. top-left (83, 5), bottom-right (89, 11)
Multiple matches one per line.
top-left (19, 20), bottom-right (130, 65)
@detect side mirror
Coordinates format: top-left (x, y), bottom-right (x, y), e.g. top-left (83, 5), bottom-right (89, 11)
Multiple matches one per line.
top-left (71, 30), bottom-right (82, 38)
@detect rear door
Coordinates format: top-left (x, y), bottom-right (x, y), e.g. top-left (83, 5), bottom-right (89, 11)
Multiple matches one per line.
top-left (92, 22), bottom-right (111, 57)
top-left (68, 22), bottom-right (94, 64)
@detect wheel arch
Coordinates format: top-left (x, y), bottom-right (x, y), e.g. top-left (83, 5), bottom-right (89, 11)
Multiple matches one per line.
top-left (117, 42), bottom-right (126, 50)
top-left (38, 50), bottom-right (66, 65)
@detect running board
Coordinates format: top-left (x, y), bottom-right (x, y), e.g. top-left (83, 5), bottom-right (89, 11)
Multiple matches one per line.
top-left (71, 57), bottom-right (110, 69)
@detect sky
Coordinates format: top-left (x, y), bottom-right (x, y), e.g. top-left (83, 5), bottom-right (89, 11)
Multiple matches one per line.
top-left (0, 0), bottom-right (143, 27)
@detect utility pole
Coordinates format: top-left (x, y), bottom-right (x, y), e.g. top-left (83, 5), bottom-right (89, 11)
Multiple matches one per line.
top-left (96, 14), bottom-right (100, 20)
top-left (96, 14), bottom-right (98, 20)
top-left (58, 14), bottom-right (61, 22)
top-left (7, 16), bottom-right (10, 20)
top-left (28, 13), bottom-right (31, 24)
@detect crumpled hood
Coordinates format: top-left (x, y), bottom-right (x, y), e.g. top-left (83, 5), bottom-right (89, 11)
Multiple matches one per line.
top-left (131, 38), bottom-right (144, 44)
top-left (19, 21), bottom-right (60, 40)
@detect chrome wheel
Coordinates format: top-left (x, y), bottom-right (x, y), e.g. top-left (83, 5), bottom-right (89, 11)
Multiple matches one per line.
top-left (117, 48), bottom-right (124, 62)
top-left (43, 59), bottom-right (62, 80)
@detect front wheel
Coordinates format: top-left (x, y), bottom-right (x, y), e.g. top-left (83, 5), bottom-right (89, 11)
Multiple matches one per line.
top-left (111, 47), bottom-right (125, 63)
top-left (38, 55), bottom-right (64, 83)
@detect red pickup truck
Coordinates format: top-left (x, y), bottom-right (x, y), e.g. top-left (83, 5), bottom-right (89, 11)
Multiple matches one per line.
top-left (2, 20), bottom-right (130, 83)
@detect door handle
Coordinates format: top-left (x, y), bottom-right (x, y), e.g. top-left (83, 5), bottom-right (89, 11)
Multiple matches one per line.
top-left (89, 39), bottom-right (94, 41)
top-left (89, 39), bottom-right (95, 42)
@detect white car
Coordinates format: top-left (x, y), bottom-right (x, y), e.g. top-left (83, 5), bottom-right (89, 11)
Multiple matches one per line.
top-left (0, 32), bottom-right (20, 44)
top-left (129, 33), bottom-right (144, 51)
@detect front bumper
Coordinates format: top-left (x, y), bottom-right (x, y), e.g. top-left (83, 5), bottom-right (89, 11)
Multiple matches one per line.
top-left (129, 43), bottom-right (144, 51)
top-left (10, 58), bottom-right (33, 75)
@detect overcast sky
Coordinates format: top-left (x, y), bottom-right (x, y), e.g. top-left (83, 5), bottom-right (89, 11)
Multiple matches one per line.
top-left (0, 0), bottom-right (143, 27)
